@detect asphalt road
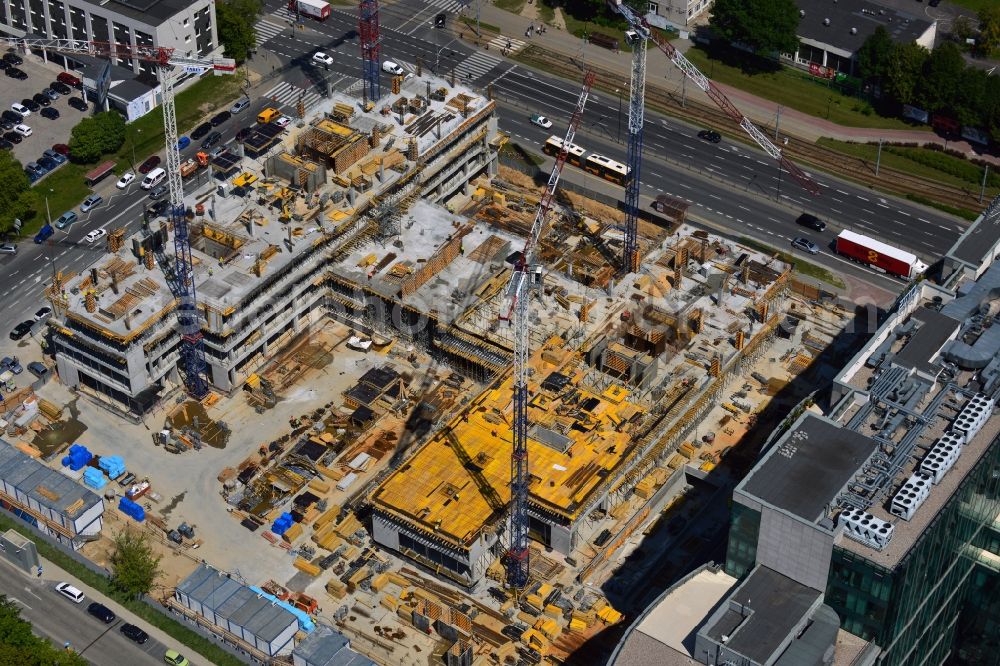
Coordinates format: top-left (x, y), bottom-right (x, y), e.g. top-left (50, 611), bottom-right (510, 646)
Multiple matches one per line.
top-left (254, 0), bottom-right (965, 258)
top-left (0, 566), bottom-right (165, 665)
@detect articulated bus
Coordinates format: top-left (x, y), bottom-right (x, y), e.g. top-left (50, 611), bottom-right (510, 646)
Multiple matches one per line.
top-left (542, 135), bottom-right (631, 185)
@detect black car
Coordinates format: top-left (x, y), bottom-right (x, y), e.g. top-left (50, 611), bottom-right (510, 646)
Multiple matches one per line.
top-left (9, 320), bottom-right (33, 340)
top-left (0, 119), bottom-right (13, 131)
top-left (40, 107), bottom-right (59, 120)
top-left (32, 93), bottom-right (50, 107)
top-left (211, 110), bottom-right (231, 126)
top-left (2, 109), bottom-right (23, 124)
top-left (201, 131), bottom-right (222, 149)
top-left (5, 68), bottom-right (27, 80)
top-left (796, 213), bottom-right (826, 232)
top-left (698, 129), bottom-right (722, 143)
top-left (3, 52), bottom-right (23, 66)
top-left (235, 126), bottom-right (252, 142)
top-left (435, 12), bottom-right (446, 27)
top-left (138, 155), bottom-right (161, 174)
top-left (38, 156), bottom-right (57, 170)
top-left (20, 98), bottom-right (39, 113)
top-left (191, 121), bottom-right (212, 140)
top-left (3, 131), bottom-right (21, 144)
top-left (0, 60), bottom-right (8, 71)
top-left (51, 81), bottom-right (71, 95)
top-left (149, 184), bottom-right (169, 200)
top-left (0, 139), bottom-right (12, 150)
top-left (119, 623), bottom-right (149, 644)
top-left (68, 97), bottom-right (88, 111)
top-left (87, 602), bottom-right (116, 624)
top-left (149, 199), bottom-right (170, 217)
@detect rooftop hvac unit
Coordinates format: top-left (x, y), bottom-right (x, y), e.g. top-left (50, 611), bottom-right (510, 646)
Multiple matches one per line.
top-left (938, 431), bottom-right (967, 449)
top-left (890, 473), bottom-right (932, 521)
top-left (952, 393), bottom-right (994, 441)
top-left (920, 439), bottom-right (961, 483)
top-left (838, 509), bottom-right (894, 550)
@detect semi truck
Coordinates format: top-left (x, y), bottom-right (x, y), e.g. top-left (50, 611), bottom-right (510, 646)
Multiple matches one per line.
top-left (288, 0), bottom-right (331, 20)
top-left (835, 230), bottom-right (928, 279)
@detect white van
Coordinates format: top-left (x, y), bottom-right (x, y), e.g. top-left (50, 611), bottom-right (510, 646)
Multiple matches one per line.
top-left (56, 582), bottom-right (85, 603)
top-left (141, 167), bottom-right (166, 190)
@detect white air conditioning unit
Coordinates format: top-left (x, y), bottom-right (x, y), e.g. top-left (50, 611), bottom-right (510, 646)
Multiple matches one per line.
top-left (838, 509), bottom-right (894, 550)
top-left (952, 393), bottom-right (994, 442)
top-left (890, 473), bottom-right (932, 521)
top-left (921, 438), bottom-right (961, 483)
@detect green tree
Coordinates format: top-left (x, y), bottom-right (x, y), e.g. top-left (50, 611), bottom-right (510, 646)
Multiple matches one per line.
top-left (709, 0), bottom-right (800, 56)
top-left (885, 42), bottom-right (928, 107)
top-left (0, 595), bottom-right (88, 665)
top-left (918, 42), bottom-right (966, 113)
top-left (217, 0), bottom-right (262, 63)
top-left (856, 26), bottom-right (894, 86)
top-left (68, 111), bottom-right (126, 163)
top-left (0, 150), bottom-right (35, 234)
top-left (110, 527), bottom-right (163, 599)
top-left (979, 6), bottom-right (1000, 55)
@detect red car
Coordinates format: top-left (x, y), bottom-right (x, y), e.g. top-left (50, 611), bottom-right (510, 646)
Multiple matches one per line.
top-left (138, 155), bottom-right (161, 174)
top-left (52, 143), bottom-right (70, 156)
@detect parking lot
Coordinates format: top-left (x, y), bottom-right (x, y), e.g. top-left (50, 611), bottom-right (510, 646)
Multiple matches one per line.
top-left (2, 53), bottom-right (91, 172)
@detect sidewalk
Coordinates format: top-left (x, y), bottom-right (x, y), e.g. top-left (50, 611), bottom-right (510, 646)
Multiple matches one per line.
top-left (6, 551), bottom-right (219, 666)
top-left (470, 1), bottom-right (998, 164)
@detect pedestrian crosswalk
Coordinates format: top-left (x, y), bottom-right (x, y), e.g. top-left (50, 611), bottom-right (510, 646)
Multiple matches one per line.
top-left (425, 0), bottom-right (469, 13)
top-left (262, 81), bottom-right (324, 112)
top-left (254, 18), bottom-right (285, 47)
top-left (271, 6), bottom-right (296, 22)
top-left (452, 50), bottom-right (502, 83)
top-left (487, 35), bottom-right (526, 55)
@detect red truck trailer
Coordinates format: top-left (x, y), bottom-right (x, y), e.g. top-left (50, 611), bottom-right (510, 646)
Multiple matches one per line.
top-left (835, 230), bottom-right (928, 279)
top-left (288, 0), bottom-right (330, 20)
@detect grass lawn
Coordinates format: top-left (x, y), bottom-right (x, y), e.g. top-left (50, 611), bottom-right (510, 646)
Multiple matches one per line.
top-left (537, 3), bottom-right (554, 23)
top-left (495, 0), bottom-right (526, 13)
top-left (817, 138), bottom-right (999, 198)
top-left (24, 164), bottom-right (94, 234)
top-left (740, 237), bottom-right (846, 289)
top-left (561, 12), bottom-right (632, 51)
top-left (0, 515), bottom-right (244, 666)
top-left (684, 46), bottom-right (930, 132)
top-left (949, 0), bottom-right (995, 11)
top-left (114, 74), bottom-right (243, 168)
top-left (460, 16), bottom-right (501, 36)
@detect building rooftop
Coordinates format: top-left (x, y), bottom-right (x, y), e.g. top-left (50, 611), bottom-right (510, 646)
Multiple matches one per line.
top-left (702, 566), bottom-right (822, 665)
top-left (0, 440), bottom-right (102, 523)
top-left (77, 0), bottom-right (195, 26)
top-left (892, 307), bottom-right (959, 377)
top-left (740, 414), bottom-right (878, 523)
top-left (947, 197), bottom-right (1000, 270)
top-left (796, 0), bottom-right (933, 54)
top-left (611, 566), bottom-right (737, 666)
top-left (292, 623), bottom-right (375, 666)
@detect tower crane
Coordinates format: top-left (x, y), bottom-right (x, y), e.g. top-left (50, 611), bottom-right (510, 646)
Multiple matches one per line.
top-left (500, 70), bottom-right (597, 591)
top-left (607, 0), bottom-right (820, 274)
top-left (4, 37), bottom-right (235, 398)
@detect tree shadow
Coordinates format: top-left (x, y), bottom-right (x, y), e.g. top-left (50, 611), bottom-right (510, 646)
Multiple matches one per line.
top-left (699, 41), bottom-right (782, 76)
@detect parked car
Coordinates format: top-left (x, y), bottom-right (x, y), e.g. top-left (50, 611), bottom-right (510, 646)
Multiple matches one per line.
top-left (3, 131), bottom-right (21, 144)
top-left (796, 213), bottom-right (826, 232)
top-left (51, 81), bottom-right (72, 95)
top-left (52, 143), bottom-right (70, 155)
top-left (312, 51), bottom-right (334, 66)
top-left (230, 97), bottom-right (250, 114)
top-left (211, 110), bottom-right (231, 126)
top-left (27, 361), bottom-right (48, 378)
top-left (191, 121), bottom-right (212, 140)
top-left (201, 131), bottom-right (222, 149)
top-left (0, 139), bottom-right (11, 151)
top-left (9, 320), bottom-right (33, 340)
top-left (0, 59), bottom-right (8, 71)
top-left (34, 306), bottom-right (51, 321)
top-left (382, 60), bottom-right (404, 75)
top-left (116, 171), bottom-right (136, 189)
top-left (0, 119), bottom-right (13, 130)
top-left (41, 105), bottom-right (59, 119)
top-left (4, 52), bottom-right (23, 66)
top-left (43, 148), bottom-right (66, 164)
top-left (84, 228), bottom-right (107, 243)
top-left (529, 114), bottom-right (552, 129)
top-left (13, 124), bottom-right (31, 137)
top-left (2, 109), bottom-right (22, 123)
top-left (791, 236), bottom-right (820, 255)
top-left (68, 97), bottom-right (88, 111)
top-left (0, 243), bottom-right (16, 254)
top-left (57, 71), bottom-right (81, 87)
top-left (164, 650), bottom-right (190, 666)
top-left (80, 194), bottom-right (104, 212)
top-left (42, 87), bottom-right (59, 100)
top-left (698, 129), bottom-right (721, 143)
top-left (138, 155), bottom-right (161, 174)
top-left (5, 68), bottom-right (28, 80)
top-left (177, 135), bottom-right (191, 150)
top-left (10, 102), bottom-right (29, 116)
top-left (149, 184), bottom-right (169, 200)
top-left (1, 357), bottom-right (22, 374)
top-left (37, 156), bottom-right (57, 171)
top-left (87, 602), bottom-right (116, 624)
top-left (32, 93), bottom-right (50, 107)
top-left (120, 623), bottom-right (149, 644)
top-left (19, 98), bottom-right (39, 112)
top-left (55, 582), bottom-right (84, 604)
top-left (54, 211), bottom-right (78, 229)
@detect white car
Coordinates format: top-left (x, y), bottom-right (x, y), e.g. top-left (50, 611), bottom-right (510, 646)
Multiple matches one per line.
top-left (274, 115), bottom-right (292, 129)
top-left (312, 52), bottom-right (334, 66)
top-left (55, 582), bottom-right (85, 604)
top-left (13, 124), bottom-right (31, 137)
top-left (116, 171), bottom-right (135, 189)
top-left (530, 114), bottom-right (552, 129)
top-left (382, 60), bottom-right (405, 76)
top-left (84, 228), bottom-right (107, 243)
top-left (11, 102), bottom-right (29, 116)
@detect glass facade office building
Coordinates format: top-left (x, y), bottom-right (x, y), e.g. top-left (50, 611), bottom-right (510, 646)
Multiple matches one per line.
top-left (725, 435), bottom-right (1000, 666)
